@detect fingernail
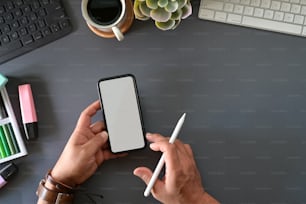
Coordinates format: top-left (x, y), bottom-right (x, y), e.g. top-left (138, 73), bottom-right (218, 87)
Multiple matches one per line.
top-left (149, 143), bottom-right (156, 149)
top-left (146, 133), bottom-right (152, 138)
top-left (101, 131), bottom-right (108, 138)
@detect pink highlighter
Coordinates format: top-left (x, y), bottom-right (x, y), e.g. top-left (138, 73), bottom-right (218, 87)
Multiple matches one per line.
top-left (18, 84), bottom-right (38, 140)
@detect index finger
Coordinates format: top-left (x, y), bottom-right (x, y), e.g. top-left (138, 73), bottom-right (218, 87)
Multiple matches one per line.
top-left (77, 100), bottom-right (101, 127)
top-left (150, 141), bottom-right (179, 174)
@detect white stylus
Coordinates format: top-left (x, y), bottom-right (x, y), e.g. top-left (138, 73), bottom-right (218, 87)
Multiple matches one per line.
top-left (144, 113), bottom-right (186, 197)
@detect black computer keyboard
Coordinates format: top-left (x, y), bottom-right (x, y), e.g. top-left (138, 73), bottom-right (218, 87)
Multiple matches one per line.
top-left (0, 0), bottom-right (72, 64)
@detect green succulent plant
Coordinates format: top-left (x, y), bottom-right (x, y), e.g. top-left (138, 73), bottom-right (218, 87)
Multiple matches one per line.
top-left (133, 0), bottom-right (192, 30)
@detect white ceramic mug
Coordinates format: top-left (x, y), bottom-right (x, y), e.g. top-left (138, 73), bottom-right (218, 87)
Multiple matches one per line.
top-left (81, 0), bottom-right (134, 41)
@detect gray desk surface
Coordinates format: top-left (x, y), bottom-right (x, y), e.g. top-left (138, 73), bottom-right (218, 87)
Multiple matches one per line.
top-left (1, 0), bottom-right (306, 203)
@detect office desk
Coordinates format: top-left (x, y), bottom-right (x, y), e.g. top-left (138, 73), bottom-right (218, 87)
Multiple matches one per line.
top-left (1, 0), bottom-right (306, 203)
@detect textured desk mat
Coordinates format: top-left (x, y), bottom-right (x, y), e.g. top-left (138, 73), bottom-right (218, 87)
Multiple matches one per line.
top-left (0, 0), bottom-right (306, 203)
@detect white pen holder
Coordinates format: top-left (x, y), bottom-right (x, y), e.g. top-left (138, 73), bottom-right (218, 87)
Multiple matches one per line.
top-left (0, 86), bottom-right (27, 163)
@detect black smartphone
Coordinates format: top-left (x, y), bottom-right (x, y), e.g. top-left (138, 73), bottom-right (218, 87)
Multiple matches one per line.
top-left (97, 74), bottom-right (146, 153)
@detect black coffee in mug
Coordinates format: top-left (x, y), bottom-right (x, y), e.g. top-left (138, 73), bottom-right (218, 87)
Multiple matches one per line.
top-left (87, 0), bottom-right (122, 26)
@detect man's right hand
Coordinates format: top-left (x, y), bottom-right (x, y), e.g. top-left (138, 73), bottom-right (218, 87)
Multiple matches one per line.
top-left (133, 133), bottom-right (220, 204)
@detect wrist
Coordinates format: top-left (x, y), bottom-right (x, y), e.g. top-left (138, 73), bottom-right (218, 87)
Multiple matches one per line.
top-left (36, 179), bottom-right (74, 204)
top-left (51, 166), bottom-right (77, 187)
top-left (36, 169), bottom-right (76, 204)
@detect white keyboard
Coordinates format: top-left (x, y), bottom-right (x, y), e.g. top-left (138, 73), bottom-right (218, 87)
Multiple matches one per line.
top-left (198, 0), bottom-right (306, 37)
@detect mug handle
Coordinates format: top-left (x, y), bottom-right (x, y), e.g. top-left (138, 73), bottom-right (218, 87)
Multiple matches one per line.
top-left (112, 26), bottom-right (124, 41)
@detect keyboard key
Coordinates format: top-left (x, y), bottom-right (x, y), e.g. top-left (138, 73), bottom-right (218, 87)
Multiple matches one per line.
top-left (227, 13), bottom-right (242, 23)
top-left (244, 6), bottom-right (254, 15)
top-left (11, 21), bottom-right (20, 29)
top-left (14, 0), bottom-right (24, 6)
top-left (38, 8), bottom-right (47, 16)
top-left (204, 1), bottom-right (224, 10)
top-left (19, 27), bottom-right (28, 36)
top-left (0, 6), bottom-right (5, 15)
top-left (33, 31), bottom-right (43, 40)
top-left (281, 2), bottom-right (291, 12)
top-left (21, 5), bottom-right (31, 13)
top-left (199, 8), bottom-right (215, 19)
top-left (28, 23), bottom-right (37, 32)
top-left (5, 2), bottom-right (15, 10)
top-left (284, 13), bottom-right (294, 22)
top-left (224, 3), bottom-right (234, 12)
top-left (234, 5), bottom-right (244, 14)
top-left (243, 16), bottom-right (302, 34)
top-left (21, 35), bottom-right (33, 45)
top-left (53, 2), bottom-right (63, 10)
top-left (41, 0), bottom-right (50, 5)
top-left (32, 1), bottom-right (41, 10)
top-left (20, 16), bottom-right (28, 25)
top-left (11, 31), bottom-right (19, 40)
top-left (261, 0), bottom-right (271, 8)
top-left (301, 6), bottom-right (306, 14)
top-left (274, 11), bottom-right (285, 21)
top-left (4, 13), bottom-right (14, 21)
top-left (302, 26), bottom-right (306, 35)
top-left (13, 8), bottom-right (23, 17)
top-left (271, 1), bottom-right (281, 10)
top-left (1, 35), bottom-right (10, 44)
top-left (37, 19), bottom-right (46, 28)
top-left (254, 8), bottom-right (264, 17)
top-left (251, 0), bottom-right (260, 6)
top-left (241, 0), bottom-right (251, 5)
top-left (215, 11), bottom-right (227, 21)
top-left (29, 12), bottom-right (38, 21)
top-left (50, 23), bottom-right (60, 32)
top-left (42, 27), bottom-right (51, 36)
top-left (59, 19), bottom-right (70, 29)
top-left (264, 10), bottom-right (274, 19)
top-left (291, 4), bottom-right (301, 13)
top-left (3, 25), bottom-right (11, 33)
top-left (294, 15), bottom-right (304, 24)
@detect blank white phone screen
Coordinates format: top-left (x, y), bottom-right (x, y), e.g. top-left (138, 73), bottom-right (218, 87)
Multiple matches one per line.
top-left (98, 76), bottom-right (145, 153)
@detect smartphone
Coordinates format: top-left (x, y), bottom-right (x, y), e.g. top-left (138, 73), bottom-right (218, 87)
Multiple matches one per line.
top-left (97, 74), bottom-right (145, 153)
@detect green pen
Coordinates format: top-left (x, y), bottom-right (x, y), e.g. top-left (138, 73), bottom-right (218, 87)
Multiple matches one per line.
top-left (7, 124), bottom-right (19, 153)
top-left (0, 127), bottom-right (10, 156)
top-left (0, 138), bottom-right (5, 158)
top-left (2, 124), bottom-right (16, 154)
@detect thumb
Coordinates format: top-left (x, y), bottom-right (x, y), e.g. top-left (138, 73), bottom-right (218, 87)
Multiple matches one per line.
top-left (134, 167), bottom-right (165, 198)
top-left (133, 167), bottom-right (153, 185)
top-left (85, 131), bottom-right (108, 154)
